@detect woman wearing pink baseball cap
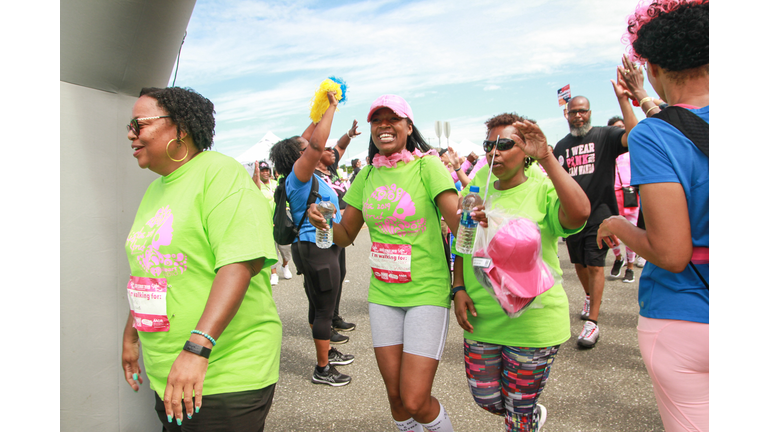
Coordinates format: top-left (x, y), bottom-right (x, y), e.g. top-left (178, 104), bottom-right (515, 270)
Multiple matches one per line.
top-left (309, 94), bottom-right (461, 432)
top-left (451, 113), bottom-right (590, 432)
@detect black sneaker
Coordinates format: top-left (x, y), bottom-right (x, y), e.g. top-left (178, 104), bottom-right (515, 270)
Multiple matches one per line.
top-left (312, 364), bottom-right (351, 387)
top-left (330, 330), bottom-right (349, 344)
top-left (608, 257), bottom-right (625, 280)
top-left (332, 316), bottom-right (356, 332)
top-left (622, 268), bottom-right (635, 283)
top-left (328, 347), bottom-right (354, 365)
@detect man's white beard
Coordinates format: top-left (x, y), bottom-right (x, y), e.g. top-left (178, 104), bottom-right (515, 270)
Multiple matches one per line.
top-left (570, 119), bottom-right (592, 137)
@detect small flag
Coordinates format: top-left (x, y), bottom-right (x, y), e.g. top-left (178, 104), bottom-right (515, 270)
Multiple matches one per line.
top-left (557, 84), bottom-right (571, 106)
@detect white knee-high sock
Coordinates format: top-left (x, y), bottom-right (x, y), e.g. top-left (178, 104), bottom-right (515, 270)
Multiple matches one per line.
top-left (394, 417), bottom-right (423, 432)
top-left (420, 402), bottom-right (454, 432)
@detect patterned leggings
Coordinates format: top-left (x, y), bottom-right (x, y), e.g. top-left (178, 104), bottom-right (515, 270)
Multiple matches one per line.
top-left (464, 339), bottom-right (560, 432)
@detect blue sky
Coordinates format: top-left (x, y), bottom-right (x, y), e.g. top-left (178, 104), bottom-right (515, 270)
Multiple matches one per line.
top-left (171, 0), bottom-right (653, 164)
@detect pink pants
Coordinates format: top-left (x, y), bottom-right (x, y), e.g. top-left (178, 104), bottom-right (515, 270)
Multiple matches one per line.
top-left (637, 316), bottom-right (709, 432)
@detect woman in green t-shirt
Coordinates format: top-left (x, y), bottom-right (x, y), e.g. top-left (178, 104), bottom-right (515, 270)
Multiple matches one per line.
top-left (122, 87), bottom-right (282, 431)
top-left (452, 113), bottom-right (590, 432)
top-left (310, 94), bottom-right (461, 432)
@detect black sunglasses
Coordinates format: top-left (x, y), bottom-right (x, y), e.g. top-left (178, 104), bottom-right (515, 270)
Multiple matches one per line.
top-left (483, 138), bottom-right (516, 153)
top-left (127, 116), bottom-right (170, 136)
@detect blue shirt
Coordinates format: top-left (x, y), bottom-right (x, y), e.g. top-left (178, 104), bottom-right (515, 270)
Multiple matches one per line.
top-left (629, 106), bottom-right (709, 324)
top-left (286, 169), bottom-right (342, 243)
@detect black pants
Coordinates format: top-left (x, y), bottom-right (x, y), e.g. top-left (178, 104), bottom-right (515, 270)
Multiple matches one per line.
top-left (292, 241), bottom-right (342, 340)
top-left (334, 248), bottom-right (347, 320)
top-left (155, 384), bottom-right (275, 432)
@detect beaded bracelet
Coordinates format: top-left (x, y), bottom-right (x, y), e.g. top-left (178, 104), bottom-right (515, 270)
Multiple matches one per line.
top-left (191, 330), bottom-right (217, 346)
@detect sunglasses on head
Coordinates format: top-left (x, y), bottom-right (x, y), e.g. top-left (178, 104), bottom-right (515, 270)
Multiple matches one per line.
top-left (483, 138), bottom-right (516, 153)
top-left (127, 116), bottom-right (170, 136)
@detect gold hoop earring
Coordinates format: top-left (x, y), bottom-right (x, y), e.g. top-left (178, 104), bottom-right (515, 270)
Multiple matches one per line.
top-left (166, 138), bottom-right (188, 162)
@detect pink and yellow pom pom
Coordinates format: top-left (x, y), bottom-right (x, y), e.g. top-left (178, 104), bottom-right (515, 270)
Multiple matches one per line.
top-left (309, 76), bottom-right (347, 124)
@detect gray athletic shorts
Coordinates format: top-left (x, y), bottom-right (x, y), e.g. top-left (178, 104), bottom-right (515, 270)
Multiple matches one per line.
top-left (271, 243), bottom-right (292, 269)
top-left (369, 303), bottom-right (450, 360)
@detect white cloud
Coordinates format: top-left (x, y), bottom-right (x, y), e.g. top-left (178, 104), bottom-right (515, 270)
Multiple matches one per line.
top-left (177, 0), bottom-right (642, 153)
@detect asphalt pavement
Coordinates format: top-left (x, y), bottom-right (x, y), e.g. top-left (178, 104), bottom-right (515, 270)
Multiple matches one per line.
top-left (264, 229), bottom-right (664, 432)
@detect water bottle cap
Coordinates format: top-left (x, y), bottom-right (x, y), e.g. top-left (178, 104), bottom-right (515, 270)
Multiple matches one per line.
top-left (322, 195), bottom-right (331, 201)
top-left (469, 186), bottom-right (480, 193)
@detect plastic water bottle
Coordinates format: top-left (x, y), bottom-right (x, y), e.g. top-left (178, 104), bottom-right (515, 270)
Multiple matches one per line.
top-left (315, 195), bottom-right (335, 249)
top-left (456, 186), bottom-right (483, 254)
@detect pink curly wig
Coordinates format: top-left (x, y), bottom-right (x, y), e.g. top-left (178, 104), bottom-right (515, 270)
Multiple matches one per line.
top-left (623, 0), bottom-right (709, 65)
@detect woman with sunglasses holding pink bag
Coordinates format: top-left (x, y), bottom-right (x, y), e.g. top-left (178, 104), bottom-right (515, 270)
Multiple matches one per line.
top-left (451, 113), bottom-right (590, 432)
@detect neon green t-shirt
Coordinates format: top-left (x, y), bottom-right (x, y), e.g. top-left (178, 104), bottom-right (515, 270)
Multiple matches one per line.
top-left (454, 171), bottom-right (583, 347)
top-left (344, 155), bottom-right (457, 308)
top-left (260, 178), bottom-right (278, 214)
top-left (125, 151), bottom-right (281, 399)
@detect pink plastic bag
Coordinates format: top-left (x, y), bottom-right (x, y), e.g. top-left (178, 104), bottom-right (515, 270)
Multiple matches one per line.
top-left (472, 213), bottom-right (555, 318)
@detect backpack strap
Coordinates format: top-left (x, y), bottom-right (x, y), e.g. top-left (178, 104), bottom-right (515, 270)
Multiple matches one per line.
top-left (652, 106), bottom-right (710, 290)
top-left (295, 175), bottom-right (321, 240)
top-left (651, 106), bottom-right (709, 157)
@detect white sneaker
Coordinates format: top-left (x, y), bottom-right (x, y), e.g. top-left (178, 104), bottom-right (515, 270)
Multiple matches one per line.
top-left (281, 265), bottom-right (292, 279)
top-left (635, 257), bottom-right (646, 268)
top-left (577, 321), bottom-right (599, 348)
top-left (270, 273), bottom-right (279, 286)
top-left (536, 404), bottom-right (547, 431)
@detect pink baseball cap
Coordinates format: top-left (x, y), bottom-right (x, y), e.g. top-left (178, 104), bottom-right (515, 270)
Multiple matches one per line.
top-left (473, 218), bottom-right (554, 314)
top-left (367, 94), bottom-right (414, 123)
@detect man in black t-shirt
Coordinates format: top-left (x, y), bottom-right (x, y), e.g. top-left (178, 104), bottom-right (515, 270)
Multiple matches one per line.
top-left (553, 95), bottom-right (637, 348)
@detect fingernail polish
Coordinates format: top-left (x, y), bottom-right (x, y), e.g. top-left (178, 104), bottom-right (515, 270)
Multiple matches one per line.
top-left (187, 413), bottom-right (192, 419)
top-left (132, 373), bottom-right (138, 381)
top-left (176, 418), bottom-right (182, 426)
top-left (195, 406), bottom-right (200, 413)
top-left (167, 415), bottom-right (173, 423)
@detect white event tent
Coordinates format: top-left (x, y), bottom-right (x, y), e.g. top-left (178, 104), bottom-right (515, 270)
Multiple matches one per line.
top-left (440, 139), bottom-right (483, 159)
top-left (236, 131), bottom-right (281, 177)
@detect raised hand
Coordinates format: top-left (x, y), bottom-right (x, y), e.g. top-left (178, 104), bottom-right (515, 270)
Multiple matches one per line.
top-left (446, 147), bottom-right (462, 169)
top-left (348, 119), bottom-right (361, 138)
top-left (512, 120), bottom-right (551, 161)
top-left (327, 90), bottom-right (339, 108)
top-left (616, 54), bottom-right (645, 100)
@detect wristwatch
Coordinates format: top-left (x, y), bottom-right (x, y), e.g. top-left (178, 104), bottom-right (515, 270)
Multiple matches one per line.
top-left (183, 340), bottom-right (211, 359)
top-left (451, 286), bottom-right (466, 300)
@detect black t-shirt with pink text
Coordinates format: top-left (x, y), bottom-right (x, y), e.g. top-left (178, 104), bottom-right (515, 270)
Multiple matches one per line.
top-left (553, 126), bottom-right (627, 237)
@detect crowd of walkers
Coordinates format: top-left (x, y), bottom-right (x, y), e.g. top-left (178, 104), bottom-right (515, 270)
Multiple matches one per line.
top-left (119, 1), bottom-right (708, 431)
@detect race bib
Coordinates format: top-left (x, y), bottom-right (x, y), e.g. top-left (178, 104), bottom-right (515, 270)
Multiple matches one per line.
top-left (370, 242), bottom-right (412, 283)
top-left (127, 276), bottom-right (170, 332)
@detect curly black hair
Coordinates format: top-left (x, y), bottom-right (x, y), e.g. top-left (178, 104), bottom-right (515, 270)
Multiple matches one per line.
top-left (607, 116), bottom-right (624, 126)
top-left (366, 122), bottom-right (432, 166)
top-left (139, 87), bottom-right (215, 151)
top-left (628, 1), bottom-right (708, 72)
top-left (485, 112), bottom-right (536, 169)
top-left (269, 137), bottom-right (303, 178)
